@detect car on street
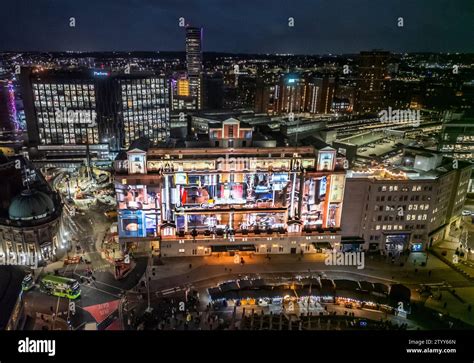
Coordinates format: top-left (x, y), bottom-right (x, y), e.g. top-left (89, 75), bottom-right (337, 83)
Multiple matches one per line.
top-left (462, 210), bottom-right (472, 216)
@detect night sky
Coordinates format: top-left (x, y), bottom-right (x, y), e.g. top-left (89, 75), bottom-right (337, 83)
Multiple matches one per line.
top-left (1, 0), bottom-right (473, 54)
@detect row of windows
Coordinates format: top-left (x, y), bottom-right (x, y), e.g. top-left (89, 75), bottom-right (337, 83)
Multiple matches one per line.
top-left (375, 224), bottom-right (426, 231)
top-left (374, 215), bottom-right (404, 222)
top-left (406, 214), bottom-right (428, 221)
top-left (33, 83), bottom-right (94, 90)
top-left (377, 185), bottom-right (433, 192)
top-left (374, 194), bottom-right (431, 203)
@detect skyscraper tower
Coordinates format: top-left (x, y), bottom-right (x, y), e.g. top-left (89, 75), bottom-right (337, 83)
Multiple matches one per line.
top-left (185, 26), bottom-right (203, 109)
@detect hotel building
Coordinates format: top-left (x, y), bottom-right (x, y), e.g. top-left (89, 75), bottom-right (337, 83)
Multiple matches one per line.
top-left (114, 119), bottom-right (347, 257)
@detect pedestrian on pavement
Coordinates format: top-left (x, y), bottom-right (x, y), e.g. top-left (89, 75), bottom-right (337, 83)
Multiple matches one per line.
top-left (443, 302), bottom-right (447, 308)
top-left (428, 270), bottom-right (432, 277)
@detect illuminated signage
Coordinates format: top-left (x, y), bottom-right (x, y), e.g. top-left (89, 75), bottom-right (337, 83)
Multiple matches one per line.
top-left (93, 71), bottom-right (110, 77)
top-left (288, 78), bottom-right (297, 84)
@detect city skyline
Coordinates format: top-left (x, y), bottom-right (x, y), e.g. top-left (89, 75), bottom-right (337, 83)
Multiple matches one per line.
top-left (1, 1), bottom-right (474, 357)
top-left (1, 0), bottom-right (474, 54)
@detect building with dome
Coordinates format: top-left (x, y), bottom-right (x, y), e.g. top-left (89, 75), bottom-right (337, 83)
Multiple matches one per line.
top-left (0, 153), bottom-right (62, 263)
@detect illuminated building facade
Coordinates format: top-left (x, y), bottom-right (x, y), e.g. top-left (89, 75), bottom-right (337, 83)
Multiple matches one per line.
top-left (171, 73), bottom-right (197, 111)
top-left (0, 155), bottom-right (62, 263)
top-left (258, 74), bottom-right (335, 116)
top-left (21, 68), bottom-right (170, 154)
top-left (114, 128), bottom-right (347, 256)
top-left (341, 148), bottom-right (472, 254)
top-left (177, 78), bottom-right (190, 97)
top-left (118, 76), bottom-right (170, 148)
top-left (276, 75), bottom-right (306, 114)
top-left (26, 72), bottom-right (99, 146)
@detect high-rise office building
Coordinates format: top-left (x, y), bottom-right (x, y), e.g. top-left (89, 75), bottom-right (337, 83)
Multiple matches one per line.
top-left (117, 76), bottom-right (170, 148)
top-left (186, 27), bottom-right (203, 110)
top-left (21, 67), bottom-right (170, 157)
top-left (354, 50), bottom-right (390, 114)
top-left (23, 70), bottom-right (99, 146)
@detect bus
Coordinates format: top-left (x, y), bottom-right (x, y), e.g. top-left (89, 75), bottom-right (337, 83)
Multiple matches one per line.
top-left (40, 275), bottom-right (81, 299)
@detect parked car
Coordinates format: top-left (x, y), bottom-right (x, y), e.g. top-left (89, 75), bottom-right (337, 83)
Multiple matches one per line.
top-left (462, 210), bottom-right (472, 216)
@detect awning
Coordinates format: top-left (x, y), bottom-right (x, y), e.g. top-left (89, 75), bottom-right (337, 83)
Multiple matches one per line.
top-left (312, 242), bottom-right (333, 249)
top-left (211, 244), bottom-right (256, 252)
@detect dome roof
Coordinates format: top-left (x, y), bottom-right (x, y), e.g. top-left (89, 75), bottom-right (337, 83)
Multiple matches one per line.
top-left (8, 189), bottom-right (55, 221)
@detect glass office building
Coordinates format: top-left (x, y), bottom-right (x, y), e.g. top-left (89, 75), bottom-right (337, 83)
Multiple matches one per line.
top-left (118, 77), bottom-right (170, 148)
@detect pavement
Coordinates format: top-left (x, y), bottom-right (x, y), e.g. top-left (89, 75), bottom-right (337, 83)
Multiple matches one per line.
top-left (141, 251), bottom-right (467, 289)
top-left (126, 250), bottom-right (474, 328)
